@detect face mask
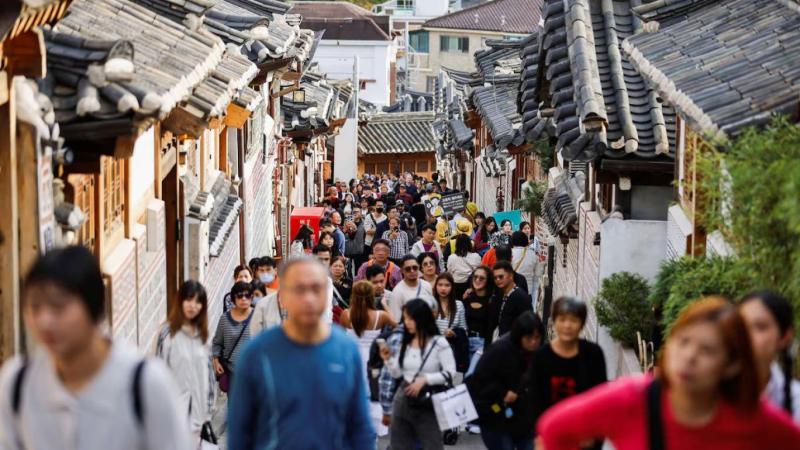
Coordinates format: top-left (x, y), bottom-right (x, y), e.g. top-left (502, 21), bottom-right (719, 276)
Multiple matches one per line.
top-left (260, 273), bottom-right (275, 284)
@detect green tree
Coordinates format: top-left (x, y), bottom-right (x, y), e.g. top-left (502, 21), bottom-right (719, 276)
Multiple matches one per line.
top-left (697, 117), bottom-right (800, 324)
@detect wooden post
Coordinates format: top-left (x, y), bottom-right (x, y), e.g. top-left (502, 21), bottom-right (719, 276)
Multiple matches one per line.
top-left (0, 75), bottom-right (21, 359)
top-left (16, 122), bottom-right (39, 276)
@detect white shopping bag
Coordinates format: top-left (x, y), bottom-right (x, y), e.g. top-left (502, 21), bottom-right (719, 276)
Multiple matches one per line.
top-left (432, 384), bottom-right (479, 430)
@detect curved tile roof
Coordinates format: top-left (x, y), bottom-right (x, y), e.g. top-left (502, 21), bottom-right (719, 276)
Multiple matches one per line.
top-left (358, 112), bottom-right (436, 155)
top-left (624, 0), bottom-right (800, 141)
top-left (535, 0), bottom-right (676, 161)
top-left (423, 0), bottom-right (542, 35)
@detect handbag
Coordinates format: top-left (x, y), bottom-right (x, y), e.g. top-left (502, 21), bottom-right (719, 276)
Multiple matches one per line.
top-left (432, 383), bottom-right (479, 431)
top-left (200, 421), bottom-right (218, 448)
top-left (445, 314), bottom-right (470, 373)
top-left (217, 313), bottom-right (252, 393)
top-left (406, 338), bottom-right (452, 409)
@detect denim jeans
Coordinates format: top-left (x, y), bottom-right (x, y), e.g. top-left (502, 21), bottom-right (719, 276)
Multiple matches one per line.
top-left (466, 337), bottom-right (484, 377)
top-left (480, 427), bottom-right (534, 450)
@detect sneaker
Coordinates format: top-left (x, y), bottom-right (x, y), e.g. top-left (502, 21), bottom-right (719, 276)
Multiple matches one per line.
top-left (466, 424), bottom-right (480, 434)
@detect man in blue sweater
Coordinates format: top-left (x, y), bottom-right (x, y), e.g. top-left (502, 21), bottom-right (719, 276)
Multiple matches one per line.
top-left (228, 256), bottom-right (375, 450)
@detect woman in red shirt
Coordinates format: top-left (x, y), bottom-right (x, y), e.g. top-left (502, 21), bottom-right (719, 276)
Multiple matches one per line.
top-left (537, 297), bottom-right (800, 450)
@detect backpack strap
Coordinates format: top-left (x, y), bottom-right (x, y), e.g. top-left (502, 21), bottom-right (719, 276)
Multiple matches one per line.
top-left (11, 359), bottom-right (28, 416)
top-left (132, 360), bottom-right (146, 427)
top-left (647, 378), bottom-right (665, 450)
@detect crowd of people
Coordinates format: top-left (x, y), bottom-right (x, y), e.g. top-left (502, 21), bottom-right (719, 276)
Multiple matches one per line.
top-left (2, 171), bottom-right (800, 450)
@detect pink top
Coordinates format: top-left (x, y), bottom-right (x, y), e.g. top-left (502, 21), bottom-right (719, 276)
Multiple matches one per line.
top-left (538, 375), bottom-right (800, 450)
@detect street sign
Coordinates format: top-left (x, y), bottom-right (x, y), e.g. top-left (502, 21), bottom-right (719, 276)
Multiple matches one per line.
top-left (441, 192), bottom-right (466, 216)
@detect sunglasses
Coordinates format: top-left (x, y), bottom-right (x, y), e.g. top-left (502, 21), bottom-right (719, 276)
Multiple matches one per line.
top-left (234, 292), bottom-right (252, 299)
top-left (473, 275), bottom-right (487, 281)
top-left (403, 265), bottom-right (420, 272)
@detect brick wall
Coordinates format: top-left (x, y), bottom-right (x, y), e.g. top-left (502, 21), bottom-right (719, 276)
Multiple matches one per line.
top-left (133, 199), bottom-right (167, 352)
top-left (205, 219), bottom-right (240, 331)
top-left (104, 239), bottom-right (138, 345)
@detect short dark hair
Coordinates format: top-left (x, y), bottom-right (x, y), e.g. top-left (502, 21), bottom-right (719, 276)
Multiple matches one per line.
top-left (400, 254), bottom-right (418, 267)
top-left (320, 219), bottom-right (332, 228)
top-left (495, 245), bottom-right (512, 263)
top-left (230, 281), bottom-right (253, 298)
top-left (248, 257), bottom-right (260, 271)
top-left (511, 311), bottom-right (546, 347)
top-left (260, 256), bottom-right (276, 268)
top-left (251, 280), bottom-right (266, 296)
top-left (372, 239), bottom-right (391, 250)
top-left (552, 296), bottom-right (588, 325)
top-left (493, 260), bottom-right (515, 274)
top-left (365, 264), bottom-right (386, 280)
top-left (422, 223), bottom-right (436, 233)
top-left (312, 244), bottom-right (331, 255)
top-left (511, 231), bottom-right (529, 247)
top-left (23, 246), bottom-right (105, 323)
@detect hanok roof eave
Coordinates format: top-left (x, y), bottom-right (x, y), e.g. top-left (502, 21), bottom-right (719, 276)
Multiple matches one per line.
top-left (358, 112), bottom-right (436, 156)
top-left (422, 0), bottom-right (543, 35)
top-left (623, 0), bottom-right (800, 142)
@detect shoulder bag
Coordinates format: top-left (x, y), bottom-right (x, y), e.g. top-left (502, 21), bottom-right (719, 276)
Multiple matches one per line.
top-left (406, 337), bottom-right (453, 409)
top-left (218, 313), bottom-right (252, 393)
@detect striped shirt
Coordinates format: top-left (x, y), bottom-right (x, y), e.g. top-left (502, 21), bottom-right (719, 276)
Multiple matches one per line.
top-left (211, 310), bottom-right (253, 372)
top-left (435, 300), bottom-right (467, 334)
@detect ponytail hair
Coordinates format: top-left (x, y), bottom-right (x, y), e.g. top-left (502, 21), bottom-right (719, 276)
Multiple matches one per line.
top-left (741, 290), bottom-right (795, 415)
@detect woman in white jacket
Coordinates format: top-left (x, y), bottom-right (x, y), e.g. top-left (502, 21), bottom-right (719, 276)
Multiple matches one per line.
top-left (155, 280), bottom-right (216, 446)
top-left (510, 231), bottom-right (538, 311)
top-left (381, 299), bottom-right (456, 450)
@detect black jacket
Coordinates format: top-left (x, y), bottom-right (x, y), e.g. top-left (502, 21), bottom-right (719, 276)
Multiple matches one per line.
top-left (488, 286), bottom-right (532, 343)
top-left (466, 334), bottom-right (534, 437)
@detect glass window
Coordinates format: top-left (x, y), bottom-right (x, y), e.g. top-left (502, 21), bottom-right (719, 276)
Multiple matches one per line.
top-left (440, 35), bottom-right (469, 53)
top-left (397, 0), bottom-right (414, 9)
top-left (409, 30), bottom-right (429, 53)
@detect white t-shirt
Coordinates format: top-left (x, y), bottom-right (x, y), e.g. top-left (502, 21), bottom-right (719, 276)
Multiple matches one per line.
top-left (363, 213), bottom-right (386, 246)
top-left (389, 279), bottom-right (434, 321)
top-left (446, 253), bottom-right (482, 283)
top-left (0, 341), bottom-right (191, 450)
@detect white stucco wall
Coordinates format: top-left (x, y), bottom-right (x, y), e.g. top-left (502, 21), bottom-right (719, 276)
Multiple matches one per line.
top-left (130, 126), bottom-right (155, 207)
top-left (313, 40), bottom-right (393, 106)
top-left (416, 0), bottom-right (449, 17)
top-left (599, 218), bottom-right (668, 283)
top-left (334, 118), bottom-right (358, 183)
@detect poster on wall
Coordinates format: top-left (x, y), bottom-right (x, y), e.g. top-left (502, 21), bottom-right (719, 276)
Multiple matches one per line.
top-left (492, 210), bottom-right (523, 231)
top-left (37, 137), bottom-right (56, 253)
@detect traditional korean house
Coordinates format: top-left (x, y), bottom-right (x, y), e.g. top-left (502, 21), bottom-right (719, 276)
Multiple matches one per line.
top-left (357, 111), bottom-right (437, 179)
top-left (0, 0), bottom-right (74, 360)
top-left (280, 69), bottom-right (352, 211)
top-left (521, 0), bottom-right (680, 375)
top-left (622, 0), bottom-right (800, 259)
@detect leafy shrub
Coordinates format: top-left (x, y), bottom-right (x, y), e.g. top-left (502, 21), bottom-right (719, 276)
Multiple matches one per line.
top-left (595, 272), bottom-right (654, 349)
top-left (656, 256), bottom-right (753, 333)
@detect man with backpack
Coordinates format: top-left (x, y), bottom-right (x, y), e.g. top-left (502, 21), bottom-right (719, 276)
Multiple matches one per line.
top-left (0, 246), bottom-right (191, 450)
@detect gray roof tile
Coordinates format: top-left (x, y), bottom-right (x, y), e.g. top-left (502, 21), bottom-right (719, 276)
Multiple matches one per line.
top-left (358, 112), bottom-right (436, 155)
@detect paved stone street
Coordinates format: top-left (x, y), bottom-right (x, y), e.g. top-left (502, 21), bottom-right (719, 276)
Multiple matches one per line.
top-left (212, 394), bottom-right (486, 449)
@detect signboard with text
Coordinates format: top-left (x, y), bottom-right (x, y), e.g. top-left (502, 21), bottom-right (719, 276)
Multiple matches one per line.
top-left (441, 192), bottom-right (466, 216)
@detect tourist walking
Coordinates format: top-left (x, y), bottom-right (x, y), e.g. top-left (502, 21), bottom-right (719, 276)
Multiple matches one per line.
top-left (418, 252), bottom-right (440, 285)
top-left (432, 273), bottom-right (467, 336)
top-left (212, 281), bottom-right (254, 395)
top-left (447, 234), bottom-right (481, 301)
top-left (536, 297), bottom-right (800, 450)
top-left (511, 232), bottom-right (538, 310)
top-left (156, 280), bottom-right (215, 446)
top-left (331, 256), bottom-right (353, 308)
top-left (411, 224), bottom-right (445, 270)
top-left (468, 312), bottom-right (545, 450)
top-left (355, 239), bottom-right (403, 290)
top-left (490, 262), bottom-right (533, 343)
top-left (474, 217), bottom-right (497, 257)
top-left (340, 281), bottom-right (397, 437)
top-left (529, 297), bottom-right (606, 449)
top-left (381, 299), bottom-right (456, 450)
top-left (464, 266), bottom-right (495, 374)
top-left (388, 255), bottom-right (435, 321)
top-left (227, 256), bottom-right (375, 449)
top-left (739, 290), bottom-right (800, 421)
top-left (0, 246), bottom-right (191, 450)
top-left (489, 219), bottom-right (513, 248)
top-left (383, 216), bottom-right (410, 263)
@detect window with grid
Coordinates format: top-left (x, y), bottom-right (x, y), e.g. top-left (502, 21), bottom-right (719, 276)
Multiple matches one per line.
top-left (102, 156), bottom-right (125, 236)
top-left (409, 30), bottom-right (428, 53)
top-left (68, 174), bottom-right (96, 252)
top-left (377, 162), bottom-right (389, 174)
top-left (397, 0), bottom-right (414, 9)
top-left (365, 163), bottom-right (377, 175)
top-left (416, 160), bottom-right (428, 173)
top-left (440, 36), bottom-right (469, 53)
